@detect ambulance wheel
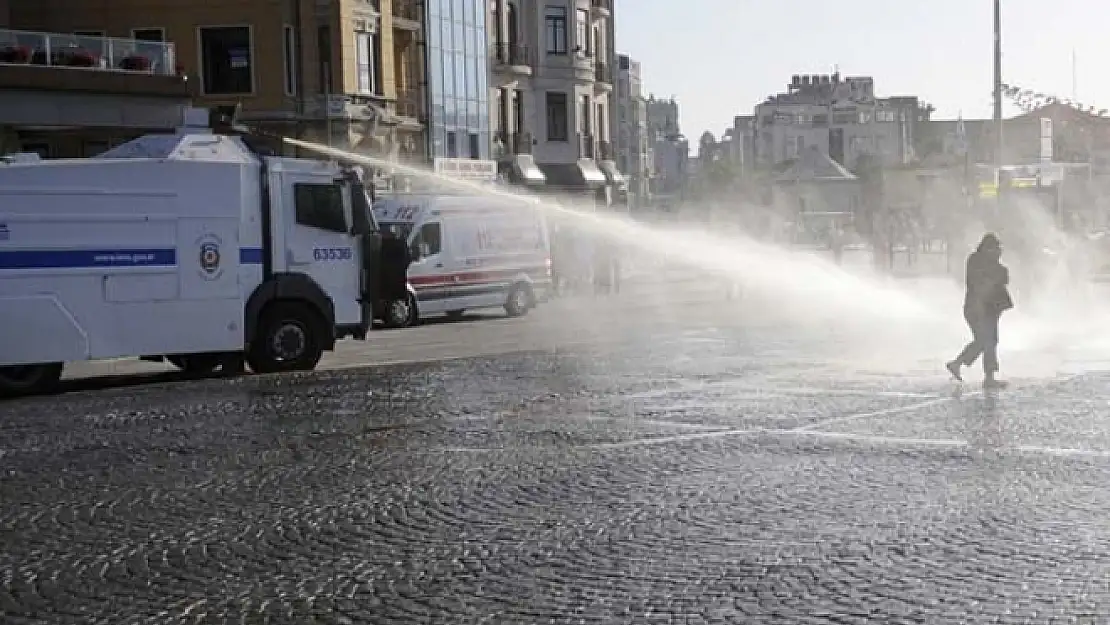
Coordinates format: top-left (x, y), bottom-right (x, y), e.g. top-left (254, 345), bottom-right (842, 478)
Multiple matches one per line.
top-left (0, 363), bottom-right (63, 398)
top-left (247, 302), bottom-right (325, 374)
top-left (504, 283), bottom-right (533, 317)
top-left (383, 294), bottom-right (418, 329)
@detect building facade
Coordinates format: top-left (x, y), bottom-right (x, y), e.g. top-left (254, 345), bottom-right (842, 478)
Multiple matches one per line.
top-left (615, 53), bottom-right (650, 207)
top-left (487, 0), bottom-right (621, 203)
top-left (752, 74), bottom-right (933, 171)
top-left (0, 10), bottom-right (190, 158)
top-left (12, 0), bottom-right (427, 164)
top-left (425, 0), bottom-right (491, 161)
top-left (644, 95), bottom-right (687, 203)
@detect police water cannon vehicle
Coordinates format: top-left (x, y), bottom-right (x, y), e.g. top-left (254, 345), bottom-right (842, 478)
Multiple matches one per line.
top-left (0, 108), bottom-right (416, 397)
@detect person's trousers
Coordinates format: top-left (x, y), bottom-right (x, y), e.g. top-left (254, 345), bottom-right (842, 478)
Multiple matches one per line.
top-left (955, 306), bottom-right (1001, 374)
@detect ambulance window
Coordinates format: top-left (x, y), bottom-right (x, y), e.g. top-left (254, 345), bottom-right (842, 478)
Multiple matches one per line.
top-left (418, 222), bottom-right (442, 255)
top-left (294, 182), bottom-right (348, 234)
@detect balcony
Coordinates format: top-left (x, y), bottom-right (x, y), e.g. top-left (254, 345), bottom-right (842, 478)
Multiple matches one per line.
top-left (590, 0), bottom-right (612, 18)
top-left (0, 29), bottom-right (176, 76)
top-left (594, 62), bottom-right (612, 90)
top-left (490, 42), bottom-right (532, 78)
top-left (392, 0), bottom-right (422, 31)
top-left (578, 133), bottom-right (596, 159)
top-left (0, 28), bottom-right (187, 100)
top-left (571, 51), bottom-right (594, 83)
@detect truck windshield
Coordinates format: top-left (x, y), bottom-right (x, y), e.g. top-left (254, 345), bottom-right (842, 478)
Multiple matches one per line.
top-left (380, 222), bottom-right (413, 241)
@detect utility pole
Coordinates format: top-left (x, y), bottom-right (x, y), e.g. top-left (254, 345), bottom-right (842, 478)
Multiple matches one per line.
top-left (993, 0), bottom-right (1003, 169)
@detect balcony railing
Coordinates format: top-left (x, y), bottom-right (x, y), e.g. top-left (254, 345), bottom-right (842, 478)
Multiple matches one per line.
top-left (0, 28), bottom-right (177, 75)
top-left (491, 42), bottom-right (530, 67)
top-left (578, 133), bottom-right (596, 159)
top-left (594, 62), bottom-right (612, 84)
top-left (395, 87), bottom-right (423, 120)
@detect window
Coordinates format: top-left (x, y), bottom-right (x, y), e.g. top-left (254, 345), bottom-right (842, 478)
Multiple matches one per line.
top-left (355, 31), bottom-right (376, 94)
top-left (294, 183), bottom-right (347, 233)
top-left (283, 25), bottom-right (297, 96)
top-left (469, 133), bottom-right (480, 159)
top-left (580, 95), bottom-right (591, 134)
top-left (198, 26), bottom-right (253, 95)
top-left (546, 92), bottom-right (569, 141)
top-left (413, 222), bottom-right (442, 257)
top-left (575, 9), bottom-right (589, 55)
top-left (544, 5), bottom-right (567, 55)
top-left (317, 26), bottom-right (333, 93)
top-left (74, 30), bottom-right (104, 37)
top-left (446, 132), bottom-right (458, 157)
top-left (131, 28), bottom-right (164, 42)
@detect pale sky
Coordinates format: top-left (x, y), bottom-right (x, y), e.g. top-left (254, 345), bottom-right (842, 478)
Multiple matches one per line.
top-left (614, 0), bottom-right (1106, 138)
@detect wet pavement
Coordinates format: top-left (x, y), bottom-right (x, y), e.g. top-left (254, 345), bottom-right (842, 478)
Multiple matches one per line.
top-left (4, 282), bottom-right (1110, 624)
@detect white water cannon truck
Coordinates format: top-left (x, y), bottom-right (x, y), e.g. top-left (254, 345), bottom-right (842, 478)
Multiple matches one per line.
top-left (0, 109), bottom-right (413, 396)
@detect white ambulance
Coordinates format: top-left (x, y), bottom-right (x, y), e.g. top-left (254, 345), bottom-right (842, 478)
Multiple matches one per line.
top-left (373, 193), bottom-right (552, 321)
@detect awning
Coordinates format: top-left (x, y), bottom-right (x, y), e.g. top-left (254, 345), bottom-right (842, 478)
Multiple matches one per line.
top-left (499, 154), bottom-right (545, 186)
top-left (597, 160), bottom-right (627, 189)
top-left (537, 158), bottom-right (607, 189)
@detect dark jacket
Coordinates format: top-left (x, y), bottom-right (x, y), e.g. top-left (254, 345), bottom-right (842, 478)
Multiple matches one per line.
top-left (965, 248), bottom-right (1013, 315)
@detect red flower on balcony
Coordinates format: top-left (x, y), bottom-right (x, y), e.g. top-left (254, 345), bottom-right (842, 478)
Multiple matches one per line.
top-left (120, 54), bottom-right (151, 71)
top-left (0, 45), bottom-right (31, 64)
top-left (61, 49), bottom-right (98, 67)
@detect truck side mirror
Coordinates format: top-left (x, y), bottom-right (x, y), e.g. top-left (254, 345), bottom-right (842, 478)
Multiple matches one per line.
top-left (409, 242), bottom-right (422, 261)
top-left (419, 243), bottom-right (431, 258)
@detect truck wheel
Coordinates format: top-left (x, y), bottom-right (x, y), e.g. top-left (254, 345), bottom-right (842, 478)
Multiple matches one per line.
top-left (504, 283), bottom-right (533, 318)
top-left (0, 363), bottom-right (63, 398)
top-left (247, 302), bottom-right (325, 374)
top-left (383, 294), bottom-right (418, 329)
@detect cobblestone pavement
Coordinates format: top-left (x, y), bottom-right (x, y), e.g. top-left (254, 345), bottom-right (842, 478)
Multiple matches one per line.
top-left (6, 281), bottom-right (1110, 623)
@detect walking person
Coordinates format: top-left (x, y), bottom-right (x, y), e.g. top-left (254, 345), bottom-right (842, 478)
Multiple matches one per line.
top-left (946, 233), bottom-right (1014, 388)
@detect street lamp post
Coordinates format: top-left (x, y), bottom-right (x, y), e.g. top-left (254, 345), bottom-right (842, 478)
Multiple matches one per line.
top-left (993, 0), bottom-right (1003, 169)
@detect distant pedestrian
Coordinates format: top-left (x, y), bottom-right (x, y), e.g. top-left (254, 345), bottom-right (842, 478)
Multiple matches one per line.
top-left (947, 233), bottom-right (1013, 388)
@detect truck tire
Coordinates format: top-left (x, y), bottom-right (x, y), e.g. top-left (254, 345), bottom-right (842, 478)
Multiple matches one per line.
top-left (246, 301), bottom-right (325, 374)
top-left (504, 283), bottom-right (533, 318)
top-left (0, 363), bottom-right (63, 398)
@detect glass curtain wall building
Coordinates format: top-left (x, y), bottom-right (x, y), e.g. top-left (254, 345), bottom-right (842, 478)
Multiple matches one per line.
top-left (426, 0), bottom-right (491, 160)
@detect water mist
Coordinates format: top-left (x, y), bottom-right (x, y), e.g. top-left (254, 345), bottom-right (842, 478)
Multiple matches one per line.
top-left (283, 137), bottom-right (1110, 379)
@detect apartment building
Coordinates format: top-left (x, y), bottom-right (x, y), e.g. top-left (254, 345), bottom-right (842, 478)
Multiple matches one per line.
top-left (488, 0), bottom-right (621, 203)
top-left (0, 3), bottom-right (190, 158)
top-left (615, 53), bottom-right (650, 207)
top-left (12, 0), bottom-right (427, 164)
top-left (752, 73), bottom-right (932, 170)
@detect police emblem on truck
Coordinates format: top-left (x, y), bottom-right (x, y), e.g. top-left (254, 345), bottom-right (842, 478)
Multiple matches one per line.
top-left (197, 234), bottom-right (224, 279)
